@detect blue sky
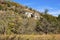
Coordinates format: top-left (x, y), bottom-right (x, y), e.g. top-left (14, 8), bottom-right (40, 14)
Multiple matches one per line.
top-left (12, 0), bottom-right (60, 16)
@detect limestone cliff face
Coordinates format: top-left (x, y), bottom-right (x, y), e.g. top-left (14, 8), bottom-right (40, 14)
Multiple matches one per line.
top-left (24, 12), bottom-right (40, 20)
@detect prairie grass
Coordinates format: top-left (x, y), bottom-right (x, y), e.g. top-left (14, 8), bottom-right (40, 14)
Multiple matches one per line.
top-left (0, 34), bottom-right (60, 40)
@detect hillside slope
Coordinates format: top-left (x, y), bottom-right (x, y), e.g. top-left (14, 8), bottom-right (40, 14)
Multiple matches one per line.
top-left (0, 1), bottom-right (60, 35)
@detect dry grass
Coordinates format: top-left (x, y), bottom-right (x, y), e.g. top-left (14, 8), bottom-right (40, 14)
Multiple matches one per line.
top-left (0, 34), bottom-right (60, 40)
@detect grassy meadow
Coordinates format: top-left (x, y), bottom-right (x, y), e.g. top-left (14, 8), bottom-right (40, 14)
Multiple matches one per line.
top-left (0, 34), bottom-right (60, 40)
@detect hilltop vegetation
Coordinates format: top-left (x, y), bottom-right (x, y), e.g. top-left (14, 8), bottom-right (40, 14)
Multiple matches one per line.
top-left (0, 1), bottom-right (60, 35)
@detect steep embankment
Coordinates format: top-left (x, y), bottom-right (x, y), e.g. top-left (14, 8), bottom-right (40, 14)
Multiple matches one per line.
top-left (0, 1), bottom-right (60, 35)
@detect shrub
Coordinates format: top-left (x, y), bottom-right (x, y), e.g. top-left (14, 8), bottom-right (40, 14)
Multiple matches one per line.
top-left (57, 14), bottom-right (60, 21)
top-left (0, 5), bottom-right (3, 10)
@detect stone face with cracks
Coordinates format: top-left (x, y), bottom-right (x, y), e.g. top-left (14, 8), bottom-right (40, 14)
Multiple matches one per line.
top-left (25, 12), bottom-right (40, 20)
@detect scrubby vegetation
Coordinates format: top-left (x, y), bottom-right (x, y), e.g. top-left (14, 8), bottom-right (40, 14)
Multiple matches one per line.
top-left (0, 0), bottom-right (60, 35)
top-left (0, 0), bottom-right (60, 40)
